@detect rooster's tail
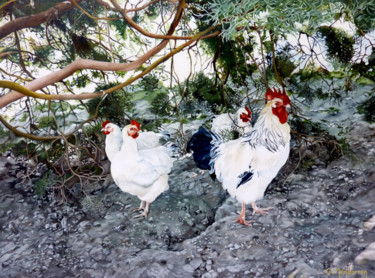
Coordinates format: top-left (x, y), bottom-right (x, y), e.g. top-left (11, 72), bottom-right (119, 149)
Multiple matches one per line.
top-left (187, 127), bottom-right (222, 174)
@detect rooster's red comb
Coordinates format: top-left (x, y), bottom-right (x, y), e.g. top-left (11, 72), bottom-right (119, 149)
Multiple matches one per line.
top-left (265, 87), bottom-right (290, 105)
top-left (102, 120), bottom-right (110, 128)
top-left (130, 119), bottom-right (141, 129)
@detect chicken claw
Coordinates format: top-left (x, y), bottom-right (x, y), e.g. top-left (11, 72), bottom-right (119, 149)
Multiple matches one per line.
top-left (234, 203), bottom-right (252, 226)
top-left (132, 201), bottom-right (146, 213)
top-left (252, 202), bottom-right (273, 215)
top-left (132, 201), bottom-right (150, 219)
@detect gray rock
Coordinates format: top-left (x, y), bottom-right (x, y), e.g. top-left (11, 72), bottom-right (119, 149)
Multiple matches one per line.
top-left (1, 120), bottom-right (375, 277)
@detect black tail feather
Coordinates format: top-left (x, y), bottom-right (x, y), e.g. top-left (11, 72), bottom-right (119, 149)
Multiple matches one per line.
top-left (187, 127), bottom-right (216, 170)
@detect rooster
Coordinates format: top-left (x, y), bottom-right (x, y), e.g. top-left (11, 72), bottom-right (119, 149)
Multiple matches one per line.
top-left (102, 120), bottom-right (175, 218)
top-left (187, 88), bottom-right (291, 225)
top-left (211, 107), bottom-right (252, 137)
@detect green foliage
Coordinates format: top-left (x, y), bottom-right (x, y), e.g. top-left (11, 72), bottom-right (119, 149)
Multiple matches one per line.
top-left (72, 75), bottom-right (89, 88)
top-left (34, 171), bottom-right (56, 196)
top-left (318, 26), bottom-right (355, 64)
top-left (139, 75), bottom-right (160, 91)
top-left (86, 83), bottom-right (133, 126)
top-left (275, 57), bottom-right (296, 79)
top-left (32, 44), bottom-right (53, 66)
top-left (342, 0), bottom-right (375, 33)
top-left (186, 72), bottom-right (244, 113)
top-left (38, 116), bottom-right (57, 129)
top-left (6, 0), bottom-right (63, 17)
top-left (274, 46), bottom-right (297, 79)
top-left (187, 72), bottom-right (221, 109)
top-left (203, 0), bottom-right (341, 41)
top-left (150, 92), bottom-right (171, 117)
top-left (357, 94), bottom-right (375, 122)
top-left (351, 47), bottom-right (375, 82)
top-left (199, 32), bottom-right (255, 84)
top-left (109, 16), bottom-right (128, 39)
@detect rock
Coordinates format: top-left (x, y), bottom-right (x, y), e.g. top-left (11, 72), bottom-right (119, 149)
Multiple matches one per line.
top-left (363, 215), bottom-right (375, 231)
top-left (355, 242), bottom-right (375, 264)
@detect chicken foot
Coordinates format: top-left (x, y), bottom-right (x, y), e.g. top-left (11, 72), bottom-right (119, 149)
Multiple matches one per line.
top-left (234, 203), bottom-right (252, 226)
top-left (132, 201), bottom-right (150, 219)
top-left (252, 202), bottom-right (273, 215)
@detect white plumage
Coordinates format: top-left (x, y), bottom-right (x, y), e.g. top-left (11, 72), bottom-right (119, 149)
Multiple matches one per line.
top-left (213, 103), bottom-right (290, 204)
top-left (103, 123), bottom-right (122, 162)
top-left (102, 122), bottom-right (175, 218)
top-left (102, 120), bottom-right (168, 155)
top-left (211, 107), bottom-right (253, 136)
top-left (136, 130), bottom-right (169, 150)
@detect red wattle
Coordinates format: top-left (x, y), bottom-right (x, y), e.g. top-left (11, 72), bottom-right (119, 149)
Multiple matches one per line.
top-left (272, 107), bottom-right (288, 124)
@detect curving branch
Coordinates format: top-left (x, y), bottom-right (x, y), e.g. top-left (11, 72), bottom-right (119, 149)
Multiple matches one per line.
top-left (0, 25), bottom-right (216, 141)
top-left (0, 114), bottom-right (61, 141)
top-left (0, 0), bottom-right (185, 109)
top-left (0, 0), bottom-right (83, 40)
top-left (0, 25), bottom-right (216, 104)
top-left (0, 0), bottom-right (219, 109)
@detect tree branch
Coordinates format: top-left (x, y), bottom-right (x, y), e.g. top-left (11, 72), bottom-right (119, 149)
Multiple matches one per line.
top-left (0, 0), bottom-right (185, 109)
top-left (0, 0), bottom-right (83, 40)
top-left (0, 25), bottom-right (216, 104)
top-left (0, 114), bottom-right (61, 141)
top-left (110, 0), bottom-right (196, 40)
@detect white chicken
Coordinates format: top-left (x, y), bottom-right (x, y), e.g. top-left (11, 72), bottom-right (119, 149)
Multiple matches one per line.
top-left (102, 120), bottom-right (122, 162)
top-left (211, 106), bottom-right (252, 136)
top-left (102, 120), bottom-right (169, 153)
top-left (102, 120), bottom-right (175, 218)
top-left (188, 88), bottom-right (291, 225)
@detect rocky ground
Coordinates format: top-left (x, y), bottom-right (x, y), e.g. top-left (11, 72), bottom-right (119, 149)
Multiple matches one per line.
top-left (1, 120), bottom-right (375, 278)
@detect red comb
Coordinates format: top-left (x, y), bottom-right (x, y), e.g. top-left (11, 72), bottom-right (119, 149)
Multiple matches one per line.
top-left (102, 120), bottom-right (110, 128)
top-left (245, 106), bottom-right (252, 117)
top-left (130, 119), bottom-right (141, 129)
top-left (265, 88), bottom-right (290, 105)
top-left (240, 106), bottom-right (252, 122)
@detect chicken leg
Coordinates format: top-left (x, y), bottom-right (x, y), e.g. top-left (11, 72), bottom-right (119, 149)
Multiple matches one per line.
top-left (234, 203), bottom-right (251, 226)
top-left (133, 201), bottom-right (146, 212)
top-left (132, 201), bottom-right (150, 218)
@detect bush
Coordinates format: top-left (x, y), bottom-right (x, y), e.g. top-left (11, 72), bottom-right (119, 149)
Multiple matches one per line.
top-left (318, 26), bottom-right (355, 64)
top-left (150, 92), bottom-right (171, 117)
top-left (87, 82), bottom-right (133, 126)
top-left (357, 95), bottom-right (375, 123)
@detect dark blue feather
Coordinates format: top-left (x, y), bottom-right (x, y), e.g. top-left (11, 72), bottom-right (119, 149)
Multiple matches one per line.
top-left (187, 127), bottom-right (218, 170)
top-left (237, 171), bottom-right (254, 188)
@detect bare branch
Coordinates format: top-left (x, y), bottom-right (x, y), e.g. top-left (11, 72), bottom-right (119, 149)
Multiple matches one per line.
top-left (0, 0), bottom-right (83, 40)
top-left (0, 25), bottom-right (216, 107)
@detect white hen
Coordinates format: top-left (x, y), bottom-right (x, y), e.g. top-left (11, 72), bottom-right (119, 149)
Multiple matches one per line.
top-left (211, 107), bottom-right (252, 136)
top-left (102, 121), bottom-right (174, 218)
top-left (102, 120), bottom-right (168, 153)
